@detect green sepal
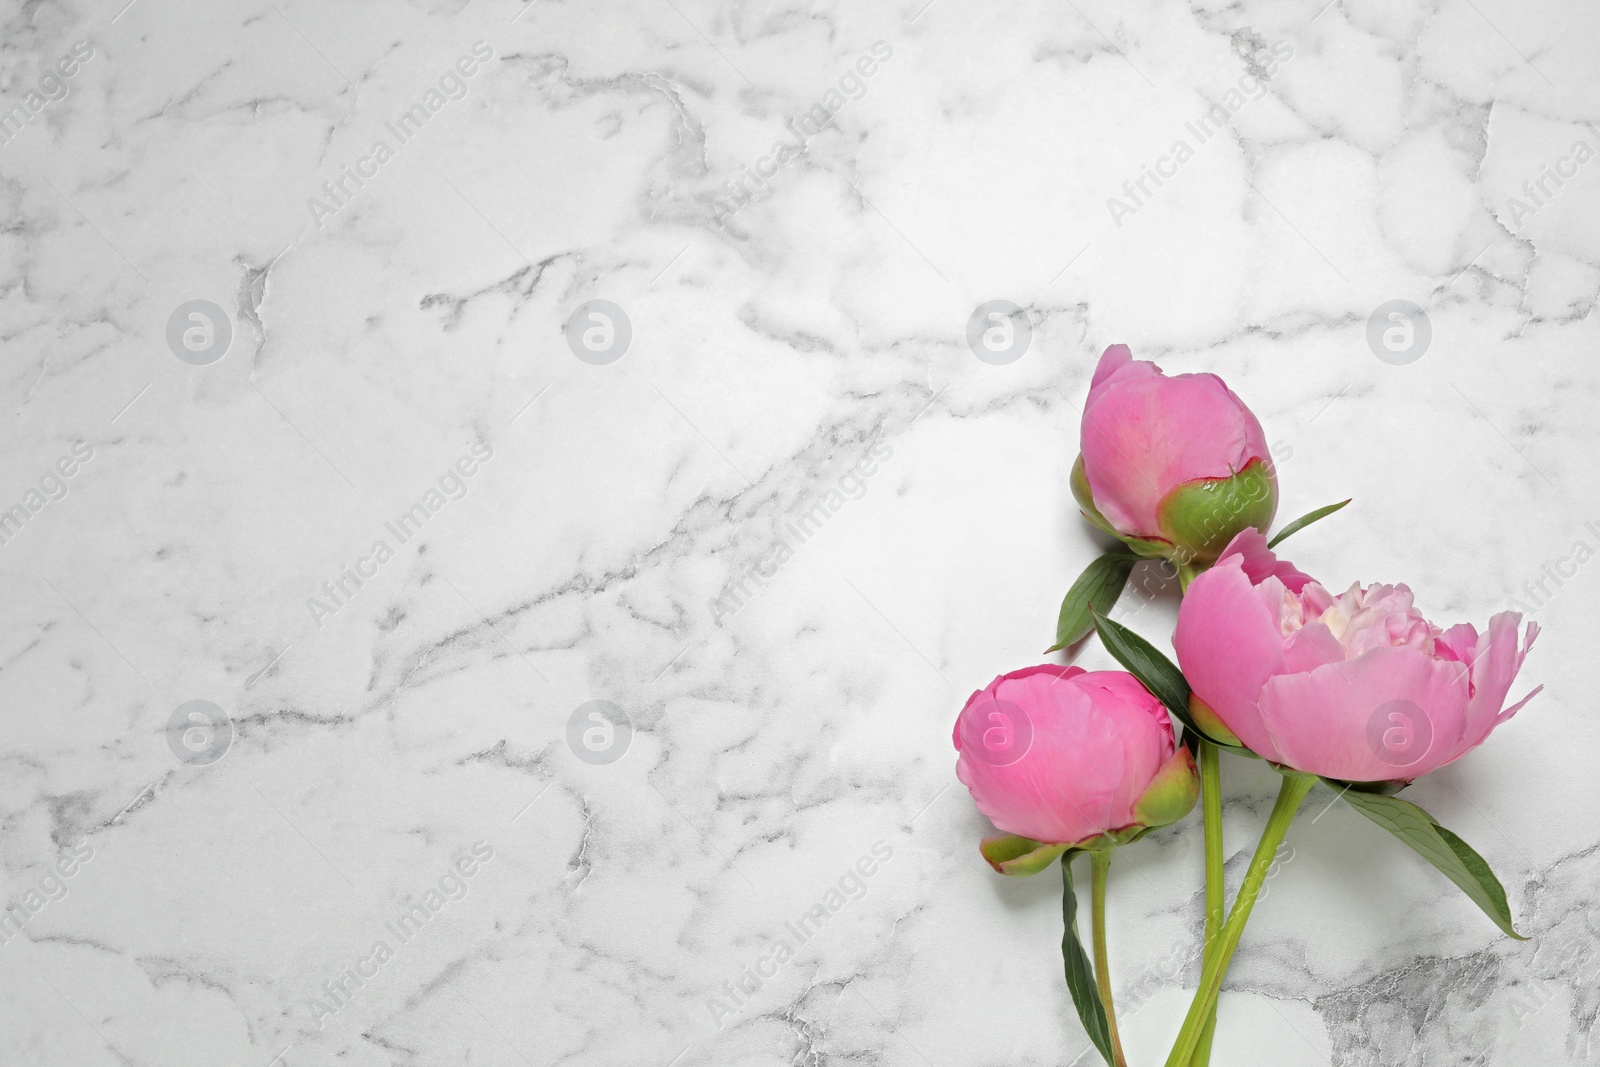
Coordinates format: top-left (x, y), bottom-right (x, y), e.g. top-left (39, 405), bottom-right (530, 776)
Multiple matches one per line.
top-left (1329, 782), bottom-right (1525, 939)
top-left (1120, 534), bottom-right (1176, 559)
top-left (1072, 455), bottom-right (1175, 559)
top-left (1089, 612), bottom-right (1249, 753)
top-left (1132, 745), bottom-right (1200, 829)
top-left (1071, 454), bottom-right (1117, 537)
top-left (980, 825), bottom-right (1153, 875)
top-left (1079, 827), bottom-right (1149, 851)
top-left (1155, 458), bottom-right (1277, 564)
top-left (980, 835), bottom-right (1072, 877)
top-left (1188, 694), bottom-right (1242, 748)
top-left (1048, 551), bottom-right (1139, 652)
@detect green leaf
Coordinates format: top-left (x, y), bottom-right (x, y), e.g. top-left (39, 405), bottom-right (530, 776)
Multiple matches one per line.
top-left (1267, 498), bottom-right (1352, 549)
top-left (1091, 612), bottom-right (1250, 751)
top-left (1088, 610), bottom-right (1192, 721)
top-left (1048, 552), bottom-right (1139, 652)
top-left (1334, 786), bottom-right (1524, 939)
top-left (1060, 853), bottom-right (1115, 1065)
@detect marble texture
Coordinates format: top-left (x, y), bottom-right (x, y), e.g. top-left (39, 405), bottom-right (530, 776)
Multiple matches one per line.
top-left (0, 0), bottom-right (1597, 1064)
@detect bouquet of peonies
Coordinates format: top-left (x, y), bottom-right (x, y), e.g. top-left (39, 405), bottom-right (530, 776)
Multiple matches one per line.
top-left (953, 345), bottom-right (1540, 1067)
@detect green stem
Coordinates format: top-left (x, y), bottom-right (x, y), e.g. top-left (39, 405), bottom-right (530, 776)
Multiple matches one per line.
top-left (1163, 773), bottom-right (1314, 1067)
top-left (1176, 560), bottom-right (1201, 593)
top-left (1091, 850), bottom-right (1130, 1067)
top-left (1175, 558), bottom-right (1215, 1063)
top-left (1189, 741), bottom-right (1225, 1066)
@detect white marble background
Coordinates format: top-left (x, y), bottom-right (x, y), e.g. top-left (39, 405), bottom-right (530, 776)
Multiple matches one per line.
top-left (0, 0), bottom-right (1596, 1064)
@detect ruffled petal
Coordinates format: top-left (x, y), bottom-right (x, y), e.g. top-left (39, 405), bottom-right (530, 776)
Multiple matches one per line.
top-left (1459, 613), bottom-right (1540, 750)
top-left (1087, 343), bottom-right (1146, 394)
top-left (1256, 647), bottom-right (1471, 781)
top-left (1281, 620), bottom-right (1346, 675)
top-left (1435, 623), bottom-right (1480, 667)
top-left (1215, 528), bottom-right (1313, 593)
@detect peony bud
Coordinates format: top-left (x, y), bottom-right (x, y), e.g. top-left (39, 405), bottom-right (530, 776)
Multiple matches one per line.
top-left (1074, 344), bottom-right (1278, 564)
top-left (954, 665), bottom-right (1198, 874)
top-left (1173, 530), bottom-right (1542, 783)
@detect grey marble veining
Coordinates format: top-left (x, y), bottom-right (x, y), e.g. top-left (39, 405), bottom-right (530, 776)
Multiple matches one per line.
top-left (0, 0), bottom-right (1596, 1065)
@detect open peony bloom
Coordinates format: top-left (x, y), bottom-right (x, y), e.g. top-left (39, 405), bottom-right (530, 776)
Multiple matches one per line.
top-left (1073, 344), bottom-right (1277, 564)
top-left (1174, 530), bottom-right (1542, 783)
top-left (954, 665), bottom-right (1197, 872)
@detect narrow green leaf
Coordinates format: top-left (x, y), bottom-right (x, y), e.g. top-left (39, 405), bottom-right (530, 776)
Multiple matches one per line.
top-left (1048, 552), bottom-right (1139, 652)
top-left (1335, 786), bottom-right (1524, 939)
top-left (1060, 853), bottom-right (1115, 1065)
top-left (1088, 610), bottom-right (1199, 726)
top-left (1091, 613), bottom-right (1250, 752)
top-left (1267, 498), bottom-right (1352, 549)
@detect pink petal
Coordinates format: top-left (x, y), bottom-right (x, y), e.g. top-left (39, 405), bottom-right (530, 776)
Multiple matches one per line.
top-left (1174, 554), bottom-right (1289, 761)
top-left (1076, 670), bottom-right (1172, 819)
top-left (1281, 620), bottom-right (1346, 674)
top-left (1088, 344), bottom-right (1145, 392)
top-left (1460, 613), bottom-right (1540, 749)
top-left (953, 665), bottom-right (1178, 844)
top-left (1217, 528), bottom-right (1314, 594)
top-left (1499, 684), bottom-right (1543, 722)
top-left (1256, 647), bottom-right (1471, 781)
top-left (1434, 623), bottom-right (1480, 667)
top-left (1076, 669), bottom-right (1172, 732)
top-left (953, 664), bottom-right (1084, 754)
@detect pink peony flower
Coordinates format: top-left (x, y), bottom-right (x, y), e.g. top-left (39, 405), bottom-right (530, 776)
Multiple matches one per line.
top-left (1073, 345), bottom-right (1278, 563)
top-left (1174, 530), bottom-right (1542, 782)
top-left (953, 665), bottom-right (1197, 859)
